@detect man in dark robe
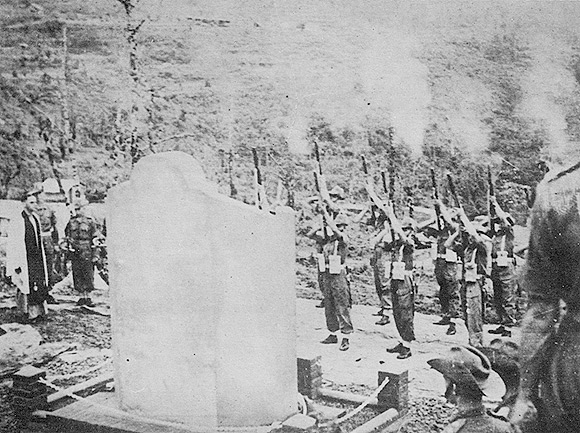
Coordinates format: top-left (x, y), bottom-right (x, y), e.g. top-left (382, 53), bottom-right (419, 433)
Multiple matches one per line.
top-left (7, 192), bottom-right (49, 323)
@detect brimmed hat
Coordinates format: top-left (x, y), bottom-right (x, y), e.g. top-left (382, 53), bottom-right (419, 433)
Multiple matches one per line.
top-left (328, 185), bottom-right (345, 199)
top-left (401, 217), bottom-right (416, 230)
top-left (427, 345), bottom-right (506, 401)
top-left (334, 213), bottom-right (349, 227)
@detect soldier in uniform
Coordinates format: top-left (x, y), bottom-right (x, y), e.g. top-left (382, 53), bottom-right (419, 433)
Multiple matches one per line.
top-left (64, 199), bottom-right (98, 307)
top-left (307, 207), bottom-right (353, 352)
top-left (369, 210), bottom-right (392, 326)
top-left (35, 190), bottom-right (60, 304)
top-left (433, 199), bottom-right (462, 336)
top-left (510, 164), bottom-right (580, 433)
top-left (428, 345), bottom-right (512, 433)
top-left (453, 210), bottom-right (492, 347)
top-left (488, 196), bottom-right (517, 336)
top-left (383, 203), bottom-right (417, 359)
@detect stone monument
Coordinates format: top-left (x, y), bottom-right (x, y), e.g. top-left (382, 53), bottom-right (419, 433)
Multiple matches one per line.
top-left (106, 152), bottom-right (297, 429)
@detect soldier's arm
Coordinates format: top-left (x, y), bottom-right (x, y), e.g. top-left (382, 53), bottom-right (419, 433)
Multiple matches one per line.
top-left (444, 227), bottom-right (460, 249)
top-left (372, 226), bottom-right (390, 247)
top-left (490, 196), bottom-right (513, 227)
top-left (382, 203), bottom-right (407, 243)
top-left (322, 207), bottom-right (347, 241)
top-left (306, 224), bottom-right (323, 242)
top-left (437, 199), bottom-right (459, 231)
top-left (364, 176), bottom-right (387, 211)
top-left (458, 207), bottom-right (483, 243)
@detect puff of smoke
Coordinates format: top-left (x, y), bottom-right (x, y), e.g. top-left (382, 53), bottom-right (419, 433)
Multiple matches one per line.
top-left (360, 28), bottom-right (431, 157)
top-left (519, 35), bottom-right (577, 167)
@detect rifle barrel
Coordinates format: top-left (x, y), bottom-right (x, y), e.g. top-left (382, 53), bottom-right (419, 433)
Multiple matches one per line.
top-left (361, 155), bottom-right (368, 175)
top-left (314, 142), bottom-right (323, 175)
top-left (252, 148), bottom-right (262, 185)
top-left (381, 171), bottom-right (388, 194)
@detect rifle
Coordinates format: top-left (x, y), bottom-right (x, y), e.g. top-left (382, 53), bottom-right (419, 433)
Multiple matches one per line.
top-left (381, 171), bottom-right (396, 245)
top-left (487, 166), bottom-right (496, 236)
top-left (447, 173), bottom-right (462, 209)
top-left (358, 155), bottom-right (377, 225)
top-left (431, 168), bottom-right (442, 231)
top-left (381, 171), bottom-right (388, 196)
top-left (313, 171), bottom-right (328, 240)
top-left (361, 155), bottom-right (369, 175)
top-left (252, 147), bottom-right (265, 210)
top-left (314, 141), bottom-right (323, 176)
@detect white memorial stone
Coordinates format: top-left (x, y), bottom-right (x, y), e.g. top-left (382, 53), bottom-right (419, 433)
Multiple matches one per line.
top-left (107, 152), bottom-right (297, 428)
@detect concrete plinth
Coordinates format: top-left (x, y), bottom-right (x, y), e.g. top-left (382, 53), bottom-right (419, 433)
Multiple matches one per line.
top-left (107, 152), bottom-right (297, 429)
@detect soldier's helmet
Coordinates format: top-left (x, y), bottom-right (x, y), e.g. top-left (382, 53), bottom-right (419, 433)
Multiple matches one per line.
top-left (329, 185), bottom-right (345, 200)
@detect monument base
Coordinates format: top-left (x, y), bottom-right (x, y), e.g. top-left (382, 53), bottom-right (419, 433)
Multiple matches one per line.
top-left (45, 393), bottom-right (271, 433)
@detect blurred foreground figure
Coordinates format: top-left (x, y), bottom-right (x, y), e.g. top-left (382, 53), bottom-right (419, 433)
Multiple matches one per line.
top-left (428, 345), bottom-right (512, 433)
top-left (511, 165), bottom-right (580, 432)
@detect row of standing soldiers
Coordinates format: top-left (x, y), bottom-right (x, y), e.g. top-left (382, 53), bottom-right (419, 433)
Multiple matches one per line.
top-left (307, 173), bottom-right (519, 358)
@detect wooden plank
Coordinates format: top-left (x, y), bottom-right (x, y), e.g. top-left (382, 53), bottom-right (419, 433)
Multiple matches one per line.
top-left (46, 393), bottom-right (201, 433)
top-left (47, 372), bottom-right (114, 403)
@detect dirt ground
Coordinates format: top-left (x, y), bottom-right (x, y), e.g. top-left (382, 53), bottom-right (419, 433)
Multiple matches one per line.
top-left (0, 235), bottom-right (524, 433)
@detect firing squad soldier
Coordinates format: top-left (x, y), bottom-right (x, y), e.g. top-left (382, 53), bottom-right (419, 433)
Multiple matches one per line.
top-left (453, 210), bottom-right (492, 347)
top-left (369, 210), bottom-right (392, 326)
top-left (432, 198), bottom-right (462, 336)
top-left (362, 173), bottom-right (392, 326)
top-left (488, 196), bottom-right (517, 337)
top-left (307, 206), bottom-right (353, 352)
top-left (64, 199), bottom-right (98, 307)
top-left (383, 203), bottom-right (418, 359)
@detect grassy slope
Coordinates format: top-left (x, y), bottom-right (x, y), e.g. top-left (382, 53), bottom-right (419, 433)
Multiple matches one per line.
top-left (1, 0), bottom-right (579, 309)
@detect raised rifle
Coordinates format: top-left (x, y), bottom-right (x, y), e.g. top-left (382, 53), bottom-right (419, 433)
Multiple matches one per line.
top-left (487, 166), bottom-right (496, 236)
top-left (381, 171), bottom-right (396, 244)
top-left (314, 141), bottom-right (323, 177)
top-left (431, 167), bottom-right (442, 231)
top-left (252, 147), bottom-right (265, 210)
top-left (447, 173), bottom-right (462, 210)
top-left (361, 155), bottom-right (369, 176)
top-left (313, 171), bottom-right (328, 240)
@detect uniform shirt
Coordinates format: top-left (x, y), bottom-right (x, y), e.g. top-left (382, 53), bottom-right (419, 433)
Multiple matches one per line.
top-left (463, 234), bottom-right (491, 277)
top-left (309, 231), bottom-right (347, 265)
top-left (491, 226), bottom-right (514, 259)
top-left (65, 213), bottom-right (97, 261)
top-left (385, 235), bottom-right (414, 271)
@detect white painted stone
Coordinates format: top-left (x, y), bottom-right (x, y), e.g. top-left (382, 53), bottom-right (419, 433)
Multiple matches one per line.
top-left (107, 151), bottom-right (297, 428)
top-left (282, 413), bottom-right (317, 430)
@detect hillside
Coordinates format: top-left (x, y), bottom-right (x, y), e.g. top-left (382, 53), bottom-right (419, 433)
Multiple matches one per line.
top-left (2, 0), bottom-right (580, 219)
